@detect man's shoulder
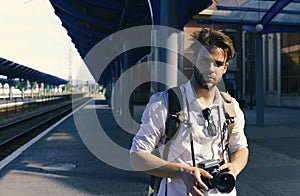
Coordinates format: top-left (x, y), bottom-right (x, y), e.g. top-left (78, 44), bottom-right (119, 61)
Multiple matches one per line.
top-left (149, 90), bottom-right (167, 102)
top-left (218, 91), bottom-right (239, 105)
top-left (145, 91), bottom-right (168, 110)
top-left (148, 83), bottom-right (187, 105)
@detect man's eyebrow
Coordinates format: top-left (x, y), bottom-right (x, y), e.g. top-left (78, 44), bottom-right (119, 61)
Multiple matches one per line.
top-left (215, 60), bottom-right (225, 66)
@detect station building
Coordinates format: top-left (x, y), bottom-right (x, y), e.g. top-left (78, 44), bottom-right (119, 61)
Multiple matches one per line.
top-left (183, 18), bottom-right (300, 108)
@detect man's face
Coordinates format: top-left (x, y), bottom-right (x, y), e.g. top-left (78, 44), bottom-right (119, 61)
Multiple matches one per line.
top-left (194, 47), bottom-right (229, 90)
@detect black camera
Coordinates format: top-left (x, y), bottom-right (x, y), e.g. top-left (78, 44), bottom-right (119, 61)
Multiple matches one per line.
top-left (198, 161), bottom-right (235, 193)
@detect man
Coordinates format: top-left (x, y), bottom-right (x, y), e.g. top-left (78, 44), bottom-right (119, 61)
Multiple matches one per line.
top-left (130, 29), bottom-right (249, 196)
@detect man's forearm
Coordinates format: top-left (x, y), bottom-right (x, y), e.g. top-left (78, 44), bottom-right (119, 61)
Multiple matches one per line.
top-left (130, 151), bottom-right (187, 178)
top-left (230, 147), bottom-right (249, 176)
top-left (130, 151), bottom-right (218, 194)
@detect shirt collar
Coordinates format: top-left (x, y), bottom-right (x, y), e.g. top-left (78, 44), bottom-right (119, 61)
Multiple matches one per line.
top-left (184, 81), bottom-right (197, 104)
top-left (184, 81), bottom-right (222, 107)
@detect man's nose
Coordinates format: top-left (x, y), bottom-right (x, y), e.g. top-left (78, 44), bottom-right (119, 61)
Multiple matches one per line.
top-left (208, 61), bottom-right (215, 72)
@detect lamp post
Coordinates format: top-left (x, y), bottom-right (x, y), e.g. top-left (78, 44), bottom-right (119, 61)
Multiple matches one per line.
top-left (255, 24), bottom-right (264, 126)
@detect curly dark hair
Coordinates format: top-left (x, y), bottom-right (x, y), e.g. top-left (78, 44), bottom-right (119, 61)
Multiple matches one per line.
top-left (191, 29), bottom-right (235, 62)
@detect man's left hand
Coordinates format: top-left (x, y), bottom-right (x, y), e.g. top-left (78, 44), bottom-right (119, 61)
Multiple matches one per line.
top-left (219, 163), bottom-right (237, 179)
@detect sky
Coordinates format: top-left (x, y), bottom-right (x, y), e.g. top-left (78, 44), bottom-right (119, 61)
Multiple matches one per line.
top-left (0, 0), bottom-right (94, 83)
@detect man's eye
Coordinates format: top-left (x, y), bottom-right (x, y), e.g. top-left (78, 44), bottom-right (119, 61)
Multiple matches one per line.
top-left (215, 61), bottom-right (224, 67)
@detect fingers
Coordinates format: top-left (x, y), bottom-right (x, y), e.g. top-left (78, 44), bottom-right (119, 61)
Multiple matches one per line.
top-left (220, 163), bottom-right (237, 179)
top-left (196, 180), bottom-right (209, 192)
top-left (195, 168), bottom-right (211, 191)
top-left (182, 166), bottom-right (213, 196)
top-left (184, 169), bottom-right (206, 196)
top-left (199, 168), bottom-right (213, 179)
top-left (187, 184), bottom-right (204, 196)
top-left (190, 186), bottom-right (204, 196)
top-left (219, 162), bottom-right (231, 171)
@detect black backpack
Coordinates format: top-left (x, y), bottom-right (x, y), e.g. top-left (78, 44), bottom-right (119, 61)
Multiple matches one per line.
top-left (148, 87), bottom-right (236, 196)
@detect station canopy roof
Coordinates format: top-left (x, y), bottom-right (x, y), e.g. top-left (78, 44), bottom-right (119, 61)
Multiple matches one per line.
top-left (49, 0), bottom-right (212, 59)
top-left (50, 0), bottom-right (150, 60)
top-left (50, 0), bottom-right (300, 60)
top-left (49, 0), bottom-right (300, 86)
top-left (0, 57), bottom-right (68, 85)
top-left (196, 0), bottom-right (300, 34)
top-left (49, 0), bottom-right (213, 85)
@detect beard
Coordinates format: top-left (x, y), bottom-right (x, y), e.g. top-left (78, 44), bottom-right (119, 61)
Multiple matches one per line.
top-left (193, 67), bottom-right (215, 90)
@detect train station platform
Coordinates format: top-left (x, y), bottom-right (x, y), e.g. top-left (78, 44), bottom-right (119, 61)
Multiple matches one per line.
top-left (0, 94), bottom-right (299, 195)
top-left (0, 96), bottom-right (60, 110)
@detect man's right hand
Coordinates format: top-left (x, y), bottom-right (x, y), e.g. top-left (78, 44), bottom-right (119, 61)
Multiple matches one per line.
top-left (179, 166), bottom-right (213, 196)
top-left (130, 152), bottom-right (213, 195)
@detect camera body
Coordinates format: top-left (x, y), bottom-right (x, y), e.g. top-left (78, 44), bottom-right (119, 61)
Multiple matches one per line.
top-left (198, 160), bottom-right (235, 193)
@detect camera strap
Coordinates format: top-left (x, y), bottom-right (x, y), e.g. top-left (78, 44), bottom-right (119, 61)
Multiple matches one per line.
top-left (183, 87), bottom-right (196, 167)
top-left (185, 89), bottom-right (235, 166)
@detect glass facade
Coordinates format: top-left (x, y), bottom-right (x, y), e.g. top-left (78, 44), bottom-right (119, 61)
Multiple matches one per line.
top-left (281, 33), bottom-right (300, 94)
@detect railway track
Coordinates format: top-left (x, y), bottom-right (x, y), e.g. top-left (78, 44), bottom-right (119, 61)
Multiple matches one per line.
top-left (0, 95), bottom-right (71, 125)
top-left (0, 96), bottom-right (91, 161)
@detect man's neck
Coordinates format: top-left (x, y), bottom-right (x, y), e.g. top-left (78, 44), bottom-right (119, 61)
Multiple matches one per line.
top-left (190, 78), bottom-right (216, 108)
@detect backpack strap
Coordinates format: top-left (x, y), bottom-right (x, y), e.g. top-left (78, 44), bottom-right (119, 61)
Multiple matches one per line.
top-left (165, 87), bottom-right (183, 141)
top-left (220, 92), bottom-right (236, 118)
top-left (220, 91), bottom-right (236, 140)
top-left (220, 92), bottom-right (236, 163)
top-left (148, 87), bottom-right (183, 196)
top-left (163, 87), bottom-right (183, 164)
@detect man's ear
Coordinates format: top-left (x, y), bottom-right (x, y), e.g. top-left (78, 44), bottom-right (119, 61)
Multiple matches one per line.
top-left (223, 62), bottom-right (229, 74)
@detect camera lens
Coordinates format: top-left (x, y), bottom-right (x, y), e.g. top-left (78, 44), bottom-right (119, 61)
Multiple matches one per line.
top-left (198, 162), bottom-right (235, 193)
top-left (214, 172), bottom-right (235, 193)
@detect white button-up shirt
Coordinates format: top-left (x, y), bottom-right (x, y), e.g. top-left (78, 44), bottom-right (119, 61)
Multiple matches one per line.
top-left (130, 81), bottom-right (248, 196)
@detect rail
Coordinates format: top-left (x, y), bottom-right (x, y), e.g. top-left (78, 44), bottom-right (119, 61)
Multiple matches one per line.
top-left (0, 96), bottom-right (91, 161)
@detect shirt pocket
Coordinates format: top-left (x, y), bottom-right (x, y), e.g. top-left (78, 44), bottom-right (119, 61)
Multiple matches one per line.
top-left (192, 122), bottom-right (220, 144)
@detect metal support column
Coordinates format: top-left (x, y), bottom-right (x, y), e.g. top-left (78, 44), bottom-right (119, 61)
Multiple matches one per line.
top-left (267, 34), bottom-right (275, 92)
top-left (38, 83), bottom-right (42, 98)
top-left (178, 31), bottom-right (185, 86)
top-left (21, 79), bottom-right (25, 100)
top-left (255, 33), bottom-right (264, 126)
top-left (7, 77), bottom-right (13, 100)
top-left (242, 31), bottom-right (246, 99)
top-left (1, 82), bottom-right (4, 97)
top-left (158, 0), bottom-right (178, 91)
top-left (111, 60), bottom-right (119, 116)
top-left (30, 82), bottom-right (35, 98)
top-left (276, 33), bottom-right (281, 97)
top-left (150, 29), bottom-right (159, 93)
top-left (121, 41), bottom-right (133, 129)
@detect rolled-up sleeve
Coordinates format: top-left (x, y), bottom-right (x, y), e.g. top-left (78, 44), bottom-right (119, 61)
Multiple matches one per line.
top-left (130, 92), bottom-right (167, 153)
top-left (228, 99), bottom-right (248, 153)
